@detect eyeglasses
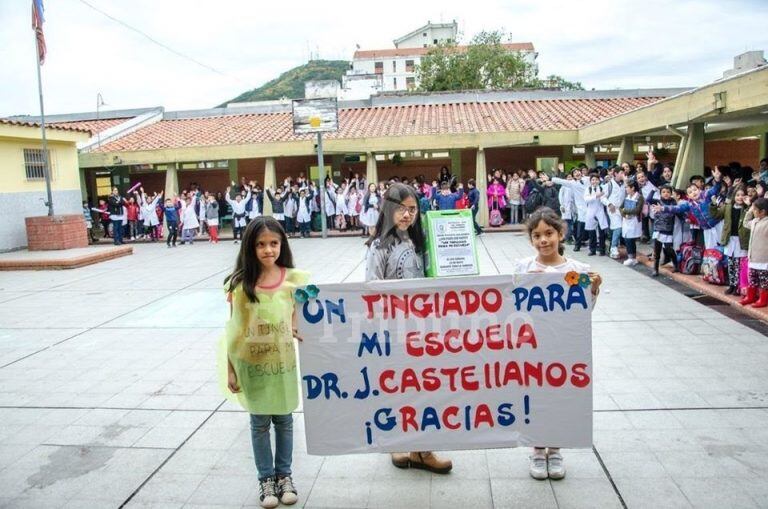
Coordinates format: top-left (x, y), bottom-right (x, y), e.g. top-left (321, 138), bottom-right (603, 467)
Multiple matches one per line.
top-left (395, 204), bottom-right (418, 216)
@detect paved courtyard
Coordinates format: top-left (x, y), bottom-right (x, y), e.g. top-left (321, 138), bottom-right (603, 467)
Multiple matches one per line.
top-left (0, 232), bottom-right (767, 508)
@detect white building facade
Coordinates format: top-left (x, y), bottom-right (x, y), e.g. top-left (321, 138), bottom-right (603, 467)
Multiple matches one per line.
top-left (351, 44), bottom-right (537, 93)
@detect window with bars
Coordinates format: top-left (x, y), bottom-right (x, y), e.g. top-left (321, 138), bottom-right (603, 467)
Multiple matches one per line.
top-left (23, 148), bottom-right (53, 181)
top-left (374, 61), bottom-right (383, 74)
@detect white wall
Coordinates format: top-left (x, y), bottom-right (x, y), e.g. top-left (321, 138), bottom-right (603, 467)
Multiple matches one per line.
top-left (397, 26), bottom-right (456, 48)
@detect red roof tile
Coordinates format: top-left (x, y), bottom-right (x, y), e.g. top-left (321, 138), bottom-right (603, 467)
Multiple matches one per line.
top-left (49, 118), bottom-right (127, 134)
top-left (0, 117), bottom-right (92, 133)
top-left (354, 43), bottom-right (535, 59)
top-left (93, 97), bottom-right (662, 153)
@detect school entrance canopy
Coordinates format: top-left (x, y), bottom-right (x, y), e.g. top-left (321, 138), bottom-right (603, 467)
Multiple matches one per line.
top-left (12, 65), bottom-right (768, 226)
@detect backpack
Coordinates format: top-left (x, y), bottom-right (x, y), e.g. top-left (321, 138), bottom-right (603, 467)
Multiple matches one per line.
top-left (701, 247), bottom-right (727, 285)
top-left (455, 195), bottom-right (468, 209)
top-left (524, 189), bottom-right (544, 214)
top-left (489, 198), bottom-right (504, 226)
top-left (678, 241), bottom-right (703, 275)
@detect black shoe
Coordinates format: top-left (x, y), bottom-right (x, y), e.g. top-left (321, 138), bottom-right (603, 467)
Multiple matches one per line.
top-left (588, 252), bottom-right (596, 256)
top-left (599, 252), bottom-right (606, 256)
top-left (725, 286), bottom-right (736, 295)
top-left (573, 246), bottom-right (581, 252)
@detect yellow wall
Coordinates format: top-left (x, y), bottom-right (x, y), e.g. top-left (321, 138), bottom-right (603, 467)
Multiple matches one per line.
top-left (0, 133), bottom-right (85, 194)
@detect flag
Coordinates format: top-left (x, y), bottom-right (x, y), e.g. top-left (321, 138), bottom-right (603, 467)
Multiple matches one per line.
top-left (32, 0), bottom-right (46, 65)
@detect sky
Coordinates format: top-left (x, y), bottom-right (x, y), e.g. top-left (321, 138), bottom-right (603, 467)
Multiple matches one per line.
top-left (1, 0), bottom-right (767, 117)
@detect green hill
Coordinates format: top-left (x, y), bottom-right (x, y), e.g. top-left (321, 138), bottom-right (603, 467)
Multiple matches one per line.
top-left (218, 60), bottom-right (350, 106)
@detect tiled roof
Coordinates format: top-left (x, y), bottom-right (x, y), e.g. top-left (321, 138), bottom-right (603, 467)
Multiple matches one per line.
top-left (93, 97), bottom-right (662, 153)
top-left (0, 117), bottom-right (92, 133)
top-left (49, 118), bottom-right (127, 134)
top-left (354, 43), bottom-right (535, 59)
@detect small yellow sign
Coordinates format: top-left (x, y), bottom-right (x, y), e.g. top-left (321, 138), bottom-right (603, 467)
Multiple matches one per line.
top-left (309, 116), bottom-right (322, 128)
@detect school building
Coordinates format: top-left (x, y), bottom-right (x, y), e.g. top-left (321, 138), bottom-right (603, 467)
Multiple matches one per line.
top-left (0, 119), bottom-right (91, 251)
top-left (7, 64), bottom-right (768, 241)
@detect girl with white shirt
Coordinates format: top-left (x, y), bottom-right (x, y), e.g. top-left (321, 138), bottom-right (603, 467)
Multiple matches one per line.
top-left (512, 207), bottom-right (602, 481)
top-left (334, 183), bottom-right (350, 230)
top-left (620, 180), bottom-right (644, 266)
top-left (347, 185), bottom-right (361, 232)
top-left (582, 174), bottom-right (609, 256)
top-left (602, 169), bottom-right (626, 259)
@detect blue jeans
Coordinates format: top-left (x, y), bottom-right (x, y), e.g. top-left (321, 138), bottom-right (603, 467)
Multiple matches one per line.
top-left (610, 228), bottom-right (622, 249)
top-left (299, 221), bottom-right (310, 237)
top-left (250, 413), bottom-right (293, 480)
top-left (111, 219), bottom-right (123, 245)
top-left (284, 216), bottom-right (295, 234)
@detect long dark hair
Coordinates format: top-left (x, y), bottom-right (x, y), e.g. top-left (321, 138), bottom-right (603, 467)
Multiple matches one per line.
top-left (224, 217), bottom-right (294, 303)
top-left (365, 183), bottom-right (426, 254)
top-left (525, 207), bottom-right (566, 255)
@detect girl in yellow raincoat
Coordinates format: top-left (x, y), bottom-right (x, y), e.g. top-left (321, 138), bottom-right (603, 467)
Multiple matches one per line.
top-left (220, 217), bottom-right (309, 509)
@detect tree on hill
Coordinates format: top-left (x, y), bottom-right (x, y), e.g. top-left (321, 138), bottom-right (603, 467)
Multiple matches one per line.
top-left (416, 30), bottom-right (583, 92)
top-left (217, 60), bottom-right (350, 107)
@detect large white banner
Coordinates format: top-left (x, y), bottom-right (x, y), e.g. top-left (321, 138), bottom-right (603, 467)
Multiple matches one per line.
top-left (296, 273), bottom-right (593, 455)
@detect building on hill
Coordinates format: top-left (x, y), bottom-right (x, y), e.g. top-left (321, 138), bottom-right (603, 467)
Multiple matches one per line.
top-left (393, 20), bottom-right (458, 49)
top-left (348, 21), bottom-right (536, 96)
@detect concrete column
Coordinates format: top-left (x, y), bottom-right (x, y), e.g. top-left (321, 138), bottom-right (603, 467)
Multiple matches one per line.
top-left (164, 163), bottom-right (179, 199)
top-left (759, 132), bottom-right (768, 161)
top-left (562, 145), bottom-right (574, 170)
top-left (584, 145), bottom-right (596, 169)
top-left (677, 123), bottom-right (705, 187)
top-left (366, 152), bottom-right (378, 187)
top-left (228, 159), bottom-right (239, 185)
top-left (475, 148), bottom-right (489, 227)
top-left (617, 137), bottom-right (634, 165)
top-left (672, 135), bottom-right (688, 189)
top-left (450, 149), bottom-right (463, 182)
top-left (331, 154), bottom-right (344, 182)
top-left (263, 157), bottom-right (276, 216)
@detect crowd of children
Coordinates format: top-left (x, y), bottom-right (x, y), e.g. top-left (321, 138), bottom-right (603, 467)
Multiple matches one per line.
top-left (85, 157), bottom-right (768, 309)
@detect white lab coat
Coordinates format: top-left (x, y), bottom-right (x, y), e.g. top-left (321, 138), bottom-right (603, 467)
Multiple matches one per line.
top-left (181, 194), bottom-right (199, 230)
top-left (583, 185), bottom-right (609, 231)
top-left (335, 186), bottom-right (350, 215)
top-left (621, 191), bottom-right (643, 239)
top-left (140, 195), bottom-right (162, 227)
top-left (226, 190), bottom-right (251, 228)
top-left (601, 179), bottom-right (626, 230)
top-left (552, 176), bottom-right (589, 221)
top-left (558, 186), bottom-right (574, 220)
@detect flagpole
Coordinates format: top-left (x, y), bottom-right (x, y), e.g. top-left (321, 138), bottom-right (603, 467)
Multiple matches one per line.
top-left (34, 31), bottom-right (54, 217)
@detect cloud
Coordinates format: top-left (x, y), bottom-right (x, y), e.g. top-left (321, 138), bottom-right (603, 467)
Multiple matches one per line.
top-left (1, 0), bottom-right (766, 116)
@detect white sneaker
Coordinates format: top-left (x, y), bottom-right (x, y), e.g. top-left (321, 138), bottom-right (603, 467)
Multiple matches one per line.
top-left (547, 452), bottom-right (566, 480)
top-left (529, 452), bottom-right (548, 480)
top-left (623, 258), bottom-right (638, 266)
top-left (277, 475), bottom-right (298, 505)
top-left (259, 477), bottom-right (279, 509)
top-left (609, 247), bottom-right (619, 259)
